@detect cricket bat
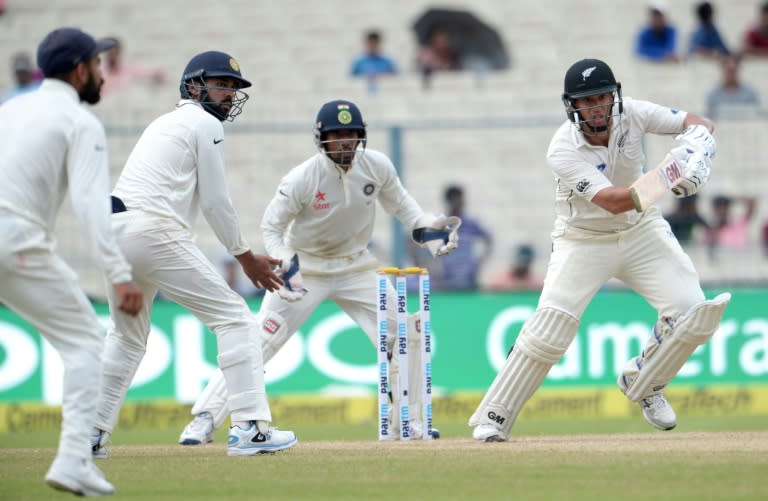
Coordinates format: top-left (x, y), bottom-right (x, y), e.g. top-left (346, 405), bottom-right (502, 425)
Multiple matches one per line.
top-left (628, 154), bottom-right (684, 212)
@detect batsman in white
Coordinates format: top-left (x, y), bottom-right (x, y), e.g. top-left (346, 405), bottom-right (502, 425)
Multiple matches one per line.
top-left (178, 99), bottom-right (460, 445)
top-left (469, 58), bottom-right (731, 442)
top-left (90, 51), bottom-right (298, 457)
top-left (0, 28), bottom-right (144, 496)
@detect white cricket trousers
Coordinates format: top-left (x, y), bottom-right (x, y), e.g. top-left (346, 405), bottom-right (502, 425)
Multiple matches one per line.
top-left (539, 207), bottom-right (705, 319)
top-left (94, 211), bottom-right (270, 432)
top-left (0, 211), bottom-right (103, 460)
top-left (191, 267), bottom-right (403, 427)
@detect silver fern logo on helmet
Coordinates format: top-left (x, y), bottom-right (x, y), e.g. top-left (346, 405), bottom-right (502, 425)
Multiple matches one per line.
top-left (581, 66), bottom-right (597, 80)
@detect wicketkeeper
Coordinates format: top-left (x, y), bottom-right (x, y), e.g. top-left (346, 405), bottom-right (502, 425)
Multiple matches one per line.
top-left (469, 58), bottom-right (730, 442)
top-left (178, 99), bottom-right (460, 445)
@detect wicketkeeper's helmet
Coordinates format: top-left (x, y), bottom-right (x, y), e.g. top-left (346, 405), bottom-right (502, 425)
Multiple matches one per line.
top-left (314, 99), bottom-right (367, 147)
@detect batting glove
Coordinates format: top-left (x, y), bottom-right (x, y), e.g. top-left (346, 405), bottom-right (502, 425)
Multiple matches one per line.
top-left (412, 215), bottom-right (462, 257)
top-left (669, 146), bottom-right (711, 198)
top-left (675, 124), bottom-right (716, 159)
top-left (275, 254), bottom-right (308, 302)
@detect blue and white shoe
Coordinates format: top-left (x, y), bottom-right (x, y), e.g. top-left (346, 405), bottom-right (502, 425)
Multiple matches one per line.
top-left (179, 412), bottom-right (214, 445)
top-left (90, 429), bottom-right (110, 459)
top-left (227, 422), bottom-right (297, 456)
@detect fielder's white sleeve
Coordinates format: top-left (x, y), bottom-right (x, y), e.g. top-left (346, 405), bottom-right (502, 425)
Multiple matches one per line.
top-left (195, 120), bottom-right (249, 256)
top-left (261, 170), bottom-right (306, 263)
top-left (67, 112), bottom-right (132, 284)
top-left (373, 154), bottom-right (430, 229)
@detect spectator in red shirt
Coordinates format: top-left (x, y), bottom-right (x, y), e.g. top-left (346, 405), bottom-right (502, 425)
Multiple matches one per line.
top-left (742, 1), bottom-right (768, 57)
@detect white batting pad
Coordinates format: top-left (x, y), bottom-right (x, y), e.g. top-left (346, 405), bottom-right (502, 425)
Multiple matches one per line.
top-left (468, 308), bottom-right (578, 435)
top-left (624, 293), bottom-right (731, 401)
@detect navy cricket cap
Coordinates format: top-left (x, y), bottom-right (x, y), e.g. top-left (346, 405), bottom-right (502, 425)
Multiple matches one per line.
top-left (37, 27), bottom-right (117, 77)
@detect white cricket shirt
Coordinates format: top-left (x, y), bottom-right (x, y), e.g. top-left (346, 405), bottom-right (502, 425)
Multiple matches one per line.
top-left (113, 100), bottom-right (249, 255)
top-left (0, 79), bottom-right (132, 284)
top-left (546, 97), bottom-right (687, 232)
top-left (262, 149), bottom-right (429, 273)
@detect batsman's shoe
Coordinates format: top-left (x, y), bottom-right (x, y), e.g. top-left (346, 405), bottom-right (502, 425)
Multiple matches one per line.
top-left (90, 429), bottom-right (110, 459)
top-left (45, 454), bottom-right (115, 497)
top-left (617, 373), bottom-right (677, 431)
top-left (472, 423), bottom-right (508, 442)
top-left (227, 422), bottom-right (297, 456)
top-left (639, 394), bottom-right (677, 431)
top-left (179, 412), bottom-right (214, 445)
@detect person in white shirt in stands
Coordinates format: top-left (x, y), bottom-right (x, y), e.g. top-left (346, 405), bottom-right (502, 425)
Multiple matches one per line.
top-left (0, 27), bottom-right (144, 496)
top-left (178, 99), bottom-right (461, 445)
top-left (90, 50), bottom-right (298, 458)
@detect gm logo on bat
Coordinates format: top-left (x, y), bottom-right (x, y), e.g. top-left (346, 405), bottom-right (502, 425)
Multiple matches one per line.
top-left (662, 159), bottom-right (683, 188)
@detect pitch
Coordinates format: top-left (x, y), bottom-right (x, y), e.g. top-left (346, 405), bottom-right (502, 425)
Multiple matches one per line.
top-left (2, 427), bottom-right (766, 500)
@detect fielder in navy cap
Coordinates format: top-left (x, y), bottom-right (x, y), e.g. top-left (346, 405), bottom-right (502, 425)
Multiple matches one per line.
top-left (36, 27), bottom-right (116, 103)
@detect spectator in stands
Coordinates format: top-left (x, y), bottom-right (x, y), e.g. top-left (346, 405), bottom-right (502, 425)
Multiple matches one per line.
top-left (100, 36), bottom-right (165, 95)
top-left (484, 244), bottom-right (542, 291)
top-left (350, 30), bottom-right (397, 80)
top-left (417, 28), bottom-right (461, 88)
top-left (741, 1), bottom-right (768, 57)
top-left (665, 195), bottom-right (709, 245)
top-left (429, 185), bottom-right (492, 290)
top-left (688, 2), bottom-right (730, 59)
top-left (634, 2), bottom-right (681, 63)
top-left (705, 195), bottom-right (757, 250)
top-left (1, 52), bottom-right (42, 104)
top-left (706, 55), bottom-right (760, 119)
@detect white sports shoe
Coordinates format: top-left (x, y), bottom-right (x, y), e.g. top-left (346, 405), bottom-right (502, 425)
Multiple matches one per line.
top-left (90, 429), bottom-right (110, 459)
top-left (179, 412), bottom-right (214, 445)
top-left (639, 394), bottom-right (677, 431)
top-left (472, 423), bottom-right (508, 442)
top-left (227, 422), bottom-right (298, 456)
top-left (45, 454), bottom-right (115, 496)
top-left (618, 373), bottom-right (677, 431)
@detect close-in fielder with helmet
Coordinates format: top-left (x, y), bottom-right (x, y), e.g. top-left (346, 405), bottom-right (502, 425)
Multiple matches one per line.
top-left (90, 51), bottom-right (299, 457)
top-left (470, 58), bottom-right (730, 442)
top-left (177, 99), bottom-right (460, 444)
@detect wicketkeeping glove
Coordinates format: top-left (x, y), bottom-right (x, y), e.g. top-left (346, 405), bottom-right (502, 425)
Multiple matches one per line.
top-left (675, 124), bottom-right (716, 159)
top-left (275, 253), bottom-right (308, 302)
top-left (411, 215), bottom-right (462, 257)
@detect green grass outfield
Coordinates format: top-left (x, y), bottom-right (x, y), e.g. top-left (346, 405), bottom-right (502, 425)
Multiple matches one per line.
top-left (1, 416), bottom-right (767, 500)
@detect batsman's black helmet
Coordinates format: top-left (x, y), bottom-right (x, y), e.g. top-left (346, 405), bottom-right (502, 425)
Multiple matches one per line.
top-left (562, 58), bottom-right (619, 100)
top-left (561, 58), bottom-right (623, 123)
